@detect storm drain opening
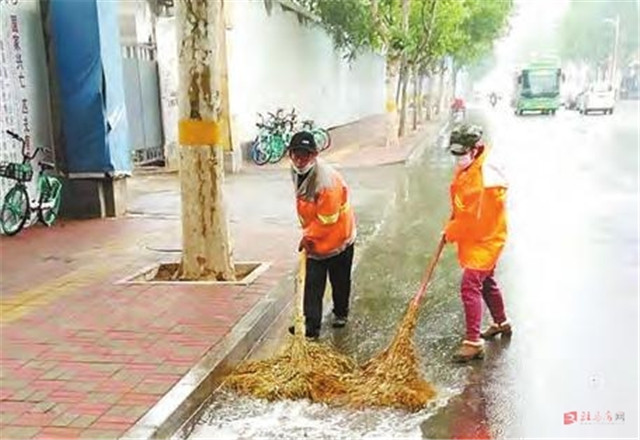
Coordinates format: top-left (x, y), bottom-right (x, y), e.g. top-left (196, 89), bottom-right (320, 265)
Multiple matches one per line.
top-left (118, 261), bottom-right (271, 286)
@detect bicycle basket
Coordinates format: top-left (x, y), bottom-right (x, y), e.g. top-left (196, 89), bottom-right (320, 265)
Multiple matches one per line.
top-left (0, 162), bottom-right (33, 181)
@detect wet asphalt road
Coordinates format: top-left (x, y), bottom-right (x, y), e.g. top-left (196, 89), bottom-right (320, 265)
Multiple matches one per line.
top-left (183, 101), bottom-right (639, 439)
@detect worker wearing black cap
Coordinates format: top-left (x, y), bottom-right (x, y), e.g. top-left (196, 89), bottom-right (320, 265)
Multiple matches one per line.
top-left (287, 131), bottom-right (357, 339)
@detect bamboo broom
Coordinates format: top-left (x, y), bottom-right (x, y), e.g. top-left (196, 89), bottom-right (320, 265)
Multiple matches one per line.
top-left (341, 235), bottom-right (446, 411)
top-left (224, 251), bottom-right (357, 402)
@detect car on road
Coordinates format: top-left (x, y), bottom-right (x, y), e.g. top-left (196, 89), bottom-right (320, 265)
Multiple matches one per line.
top-left (577, 83), bottom-right (616, 115)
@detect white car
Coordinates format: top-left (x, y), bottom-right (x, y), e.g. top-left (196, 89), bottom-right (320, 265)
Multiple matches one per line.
top-left (577, 83), bottom-right (616, 115)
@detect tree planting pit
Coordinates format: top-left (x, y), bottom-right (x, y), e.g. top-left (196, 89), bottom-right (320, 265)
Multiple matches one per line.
top-left (118, 261), bottom-right (270, 286)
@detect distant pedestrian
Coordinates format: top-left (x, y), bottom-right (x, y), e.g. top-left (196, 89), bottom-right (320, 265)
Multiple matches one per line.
top-left (444, 124), bottom-right (512, 362)
top-left (451, 97), bottom-right (466, 113)
top-left (287, 131), bottom-right (357, 339)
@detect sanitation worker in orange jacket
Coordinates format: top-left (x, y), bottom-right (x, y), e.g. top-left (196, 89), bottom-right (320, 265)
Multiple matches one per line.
top-left (286, 131), bottom-right (356, 339)
top-left (444, 124), bottom-right (512, 362)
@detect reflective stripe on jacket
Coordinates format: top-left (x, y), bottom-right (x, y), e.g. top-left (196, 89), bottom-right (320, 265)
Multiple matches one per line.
top-left (294, 159), bottom-right (356, 259)
top-left (444, 147), bottom-right (508, 270)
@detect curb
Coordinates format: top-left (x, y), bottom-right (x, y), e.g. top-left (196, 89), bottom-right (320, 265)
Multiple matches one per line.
top-left (120, 272), bottom-right (296, 440)
top-left (407, 115), bottom-right (452, 165)
top-left (121, 116), bottom-right (451, 440)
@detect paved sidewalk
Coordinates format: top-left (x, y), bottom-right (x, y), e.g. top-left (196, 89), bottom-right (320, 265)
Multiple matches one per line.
top-left (0, 114), bottom-right (446, 439)
top-left (244, 112), bottom-right (428, 170)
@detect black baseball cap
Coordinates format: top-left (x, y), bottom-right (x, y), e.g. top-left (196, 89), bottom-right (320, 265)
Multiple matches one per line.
top-left (288, 131), bottom-right (317, 153)
top-left (448, 124), bottom-right (483, 156)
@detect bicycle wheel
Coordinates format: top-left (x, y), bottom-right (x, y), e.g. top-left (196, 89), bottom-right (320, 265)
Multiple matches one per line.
top-left (313, 128), bottom-right (331, 151)
top-left (1, 184), bottom-right (29, 236)
top-left (38, 176), bottom-right (62, 226)
top-left (268, 136), bottom-right (287, 163)
top-left (250, 137), bottom-right (271, 165)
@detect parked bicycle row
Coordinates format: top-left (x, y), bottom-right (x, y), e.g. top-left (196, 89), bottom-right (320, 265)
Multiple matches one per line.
top-left (250, 108), bottom-right (331, 165)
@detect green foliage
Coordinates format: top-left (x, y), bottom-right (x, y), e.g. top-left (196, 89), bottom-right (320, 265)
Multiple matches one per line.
top-left (300, 0), bottom-right (379, 60)
top-left (299, 0), bottom-right (513, 70)
top-left (452, 0), bottom-right (513, 67)
top-left (559, 0), bottom-right (639, 66)
top-left (414, 0), bottom-right (465, 67)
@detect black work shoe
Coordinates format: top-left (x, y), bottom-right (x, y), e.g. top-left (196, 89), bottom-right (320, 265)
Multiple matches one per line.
top-left (288, 325), bottom-right (319, 340)
top-left (332, 316), bottom-right (348, 328)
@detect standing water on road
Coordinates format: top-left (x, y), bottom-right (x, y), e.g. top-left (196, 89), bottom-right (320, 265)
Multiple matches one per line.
top-left (180, 126), bottom-right (472, 439)
top-left (182, 103), bottom-right (638, 439)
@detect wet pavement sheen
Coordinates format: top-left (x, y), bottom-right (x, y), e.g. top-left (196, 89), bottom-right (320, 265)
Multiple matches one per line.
top-left (184, 102), bottom-right (639, 439)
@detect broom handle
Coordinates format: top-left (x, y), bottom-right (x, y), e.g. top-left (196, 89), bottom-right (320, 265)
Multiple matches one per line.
top-left (411, 234), bottom-right (446, 306)
top-left (298, 250), bottom-right (307, 305)
top-left (294, 250), bottom-right (307, 334)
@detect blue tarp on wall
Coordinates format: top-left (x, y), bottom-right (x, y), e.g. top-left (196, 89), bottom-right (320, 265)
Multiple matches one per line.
top-left (49, 0), bottom-right (131, 174)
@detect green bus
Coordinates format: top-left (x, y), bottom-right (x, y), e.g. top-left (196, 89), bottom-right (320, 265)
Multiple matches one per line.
top-left (513, 57), bottom-right (563, 115)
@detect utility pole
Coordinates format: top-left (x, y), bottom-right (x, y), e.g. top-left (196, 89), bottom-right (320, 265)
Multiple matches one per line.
top-left (612, 15), bottom-right (620, 89)
top-left (175, 0), bottom-right (235, 281)
top-left (605, 15), bottom-right (620, 88)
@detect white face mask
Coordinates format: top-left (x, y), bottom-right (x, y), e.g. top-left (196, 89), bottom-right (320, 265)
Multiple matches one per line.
top-left (292, 160), bottom-right (316, 175)
top-left (457, 152), bottom-right (474, 169)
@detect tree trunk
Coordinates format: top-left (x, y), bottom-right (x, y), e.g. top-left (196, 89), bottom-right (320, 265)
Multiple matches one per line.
top-left (417, 73), bottom-right (424, 123)
top-left (427, 72), bottom-right (437, 120)
top-left (397, 0), bottom-right (411, 137)
top-left (402, 0), bottom-right (410, 31)
top-left (385, 60), bottom-right (400, 148)
top-left (217, 3), bottom-right (233, 152)
top-left (176, 0), bottom-right (235, 281)
top-left (386, 59), bottom-right (399, 111)
top-left (398, 67), bottom-right (409, 137)
top-left (395, 58), bottom-right (405, 106)
top-left (437, 59), bottom-right (446, 114)
top-left (452, 64), bottom-right (459, 98)
top-left (412, 68), bottom-right (419, 130)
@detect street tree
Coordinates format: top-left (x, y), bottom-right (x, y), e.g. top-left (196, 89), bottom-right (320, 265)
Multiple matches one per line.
top-left (298, 0), bottom-right (512, 136)
top-left (301, 0), bottom-right (380, 61)
top-left (559, 0), bottom-right (639, 74)
top-left (175, 0), bottom-right (236, 281)
top-left (450, 0), bottom-right (513, 96)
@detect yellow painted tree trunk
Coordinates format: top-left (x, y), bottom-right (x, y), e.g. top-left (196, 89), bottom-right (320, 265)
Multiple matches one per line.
top-left (176, 0), bottom-right (235, 281)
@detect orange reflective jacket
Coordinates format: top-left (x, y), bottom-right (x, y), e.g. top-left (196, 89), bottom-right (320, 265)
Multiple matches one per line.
top-left (294, 160), bottom-right (356, 259)
top-left (444, 147), bottom-right (507, 270)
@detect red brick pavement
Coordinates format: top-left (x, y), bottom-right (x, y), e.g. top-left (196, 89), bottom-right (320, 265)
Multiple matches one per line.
top-left (0, 113), bottom-right (441, 439)
top-left (1, 216), bottom-right (297, 439)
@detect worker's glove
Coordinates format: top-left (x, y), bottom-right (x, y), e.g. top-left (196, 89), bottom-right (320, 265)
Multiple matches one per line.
top-left (443, 226), bottom-right (456, 243)
top-left (298, 237), bottom-right (315, 253)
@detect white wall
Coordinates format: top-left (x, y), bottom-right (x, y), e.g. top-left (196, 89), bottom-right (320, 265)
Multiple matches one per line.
top-left (0, 0), bottom-right (53, 205)
top-left (129, 0), bottom-right (386, 165)
top-left (118, 0), bottom-right (154, 45)
top-left (226, 1), bottom-right (386, 146)
top-left (155, 16), bottom-right (179, 168)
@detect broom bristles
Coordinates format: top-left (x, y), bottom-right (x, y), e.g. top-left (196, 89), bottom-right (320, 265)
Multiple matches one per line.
top-left (337, 301), bottom-right (436, 412)
top-left (226, 271), bottom-right (437, 412)
top-left (225, 328), bottom-right (357, 402)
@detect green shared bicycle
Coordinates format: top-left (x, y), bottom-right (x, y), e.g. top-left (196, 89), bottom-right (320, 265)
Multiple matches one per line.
top-left (250, 108), bottom-right (332, 166)
top-left (250, 110), bottom-right (291, 165)
top-left (0, 130), bottom-right (62, 236)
